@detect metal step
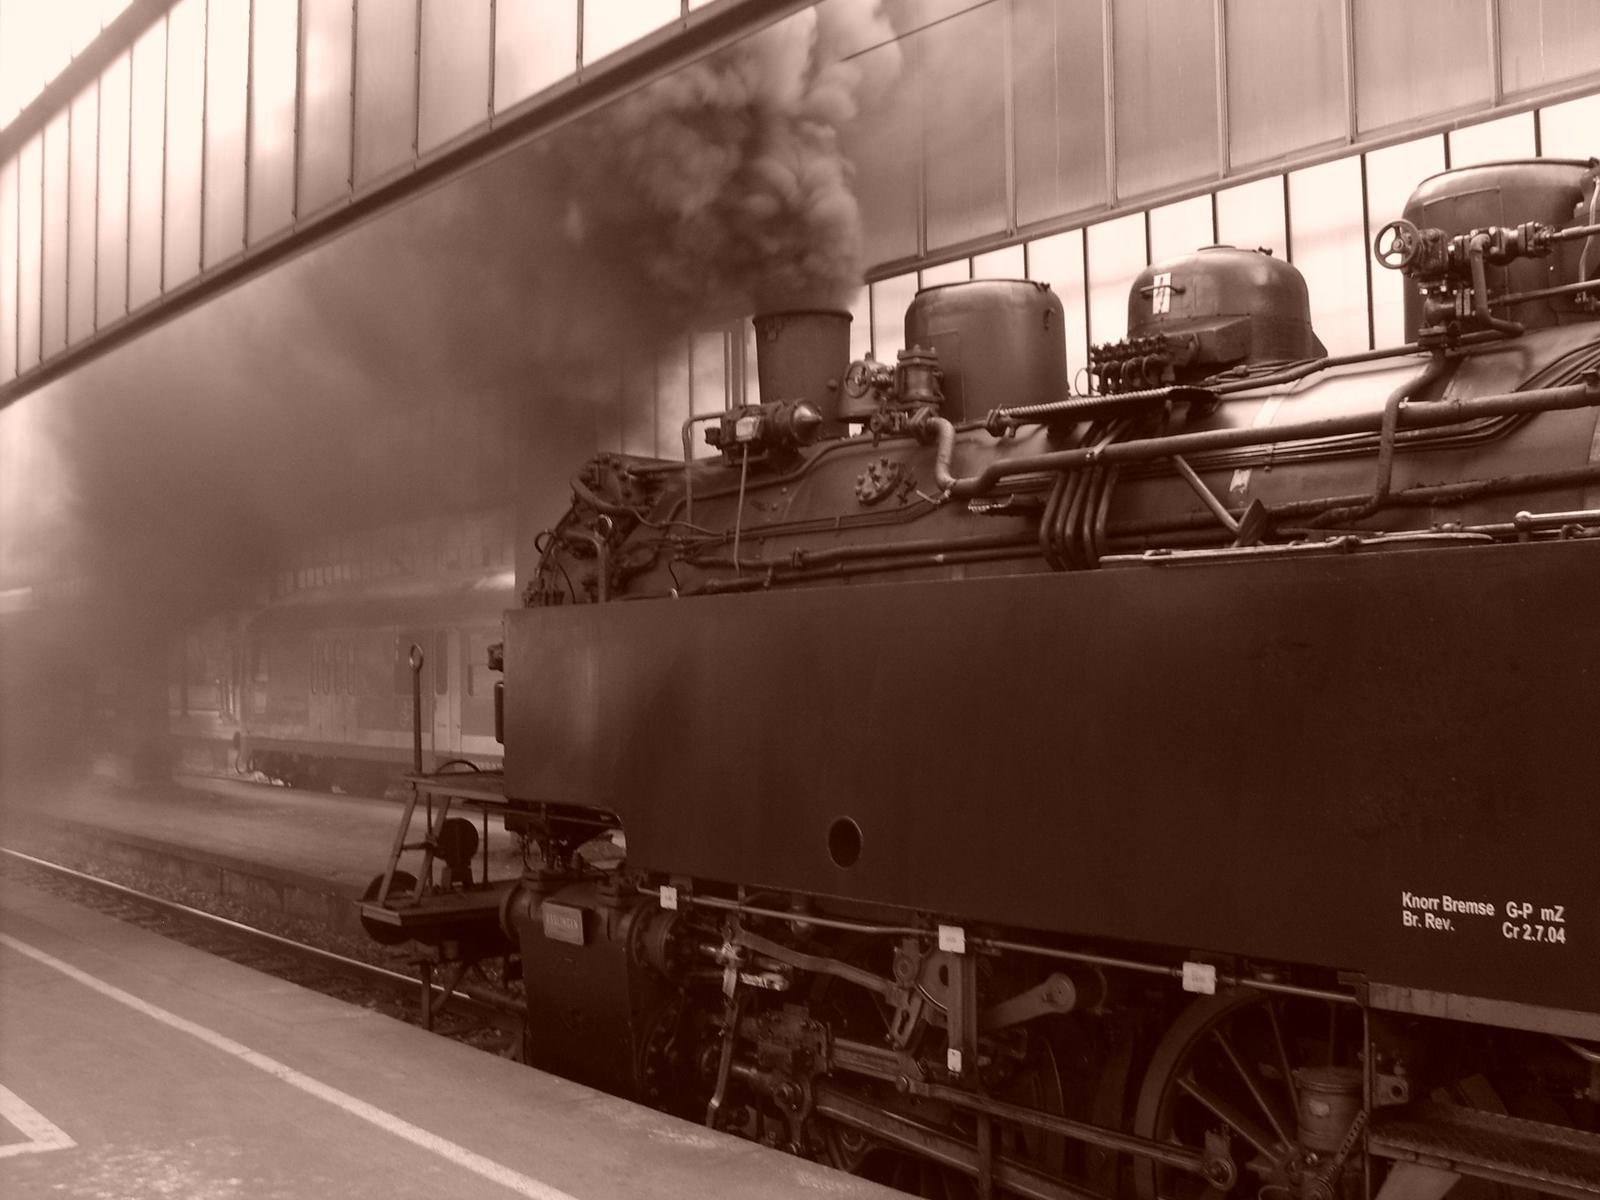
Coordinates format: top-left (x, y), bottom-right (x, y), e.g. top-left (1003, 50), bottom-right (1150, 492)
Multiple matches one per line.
top-left (1370, 1103), bottom-right (1600, 1200)
top-left (357, 880), bottom-right (514, 940)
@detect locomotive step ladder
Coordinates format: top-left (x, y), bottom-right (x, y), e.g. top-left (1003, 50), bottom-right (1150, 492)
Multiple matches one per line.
top-left (357, 764), bottom-right (528, 1035)
top-left (1369, 1103), bottom-right (1600, 1200)
top-left (357, 643), bottom-right (516, 946)
top-left (358, 767), bottom-right (517, 943)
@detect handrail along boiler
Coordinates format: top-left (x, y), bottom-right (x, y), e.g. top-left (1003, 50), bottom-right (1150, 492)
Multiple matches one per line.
top-left (363, 158), bottom-right (1600, 1200)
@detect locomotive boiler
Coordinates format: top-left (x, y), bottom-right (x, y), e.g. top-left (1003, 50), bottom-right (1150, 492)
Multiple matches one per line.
top-left (363, 158), bottom-right (1600, 1200)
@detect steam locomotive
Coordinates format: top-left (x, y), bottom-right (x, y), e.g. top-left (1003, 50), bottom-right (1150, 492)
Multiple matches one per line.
top-left (362, 158), bottom-right (1600, 1200)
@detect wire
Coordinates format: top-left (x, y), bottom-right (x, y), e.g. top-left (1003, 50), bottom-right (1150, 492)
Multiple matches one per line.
top-left (632, 513), bottom-right (725, 537)
top-left (553, 561), bottom-right (576, 603)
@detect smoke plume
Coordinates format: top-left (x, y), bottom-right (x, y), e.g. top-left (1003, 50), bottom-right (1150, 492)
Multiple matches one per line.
top-left (0, 1), bottom-right (899, 780)
top-left (553, 1), bottom-right (898, 320)
top-left (1, 2), bottom-right (903, 594)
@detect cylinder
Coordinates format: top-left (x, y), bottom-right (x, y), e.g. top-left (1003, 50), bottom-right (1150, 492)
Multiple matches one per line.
top-left (1292, 1066), bottom-right (1363, 1153)
top-left (904, 280), bottom-right (1068, 422)
top-left (1126, 246), bottom-right (1324, 364)
top-left (1402, 159), bottom-right (1597, 338)
top-left (753, 310), bottom-right (852, 438)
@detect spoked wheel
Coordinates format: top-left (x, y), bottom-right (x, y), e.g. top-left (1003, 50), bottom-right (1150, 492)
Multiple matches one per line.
top-left (634, 993), bottom-right (704, 1121)
top-left (1132, 990), bottom-right (1363, 1200)
top-left (811, 940), bottom-right (1074, 1198)
top-left (809, 938), bottom-right (981, 1198)
top-left (848, 1038), bottom-right (1069, 1200)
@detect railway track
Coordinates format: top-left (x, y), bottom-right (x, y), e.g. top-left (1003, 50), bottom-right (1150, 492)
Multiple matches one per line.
top-left (0, 845), bottom-right (523, 1059)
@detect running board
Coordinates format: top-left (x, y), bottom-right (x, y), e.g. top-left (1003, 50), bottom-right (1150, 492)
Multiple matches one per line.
top-left (1370, 1103), bottom-right (1600, 1200)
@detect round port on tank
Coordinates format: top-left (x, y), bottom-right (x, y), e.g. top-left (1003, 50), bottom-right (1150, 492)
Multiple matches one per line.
top-left (828, 818), bottom-right (863, 869)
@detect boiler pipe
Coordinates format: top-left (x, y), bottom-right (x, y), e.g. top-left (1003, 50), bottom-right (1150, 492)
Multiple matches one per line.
top-left (1468, 234), bottom-right (1525, 337)
top-left (690, 545), bottom-right (1031, 594)
top-left (570, 475), bottom-right (639, 518)
top-left (1491, 277), bottom-right (1600, 306)
top-left (1108, 463), bottom-right (1600, 536)
top-left (1547, 222), bottom-right (1600, 242)
top-left (1305, 354), bottom-right (1454, 528)
top-left (981, 334), bottom-right (1509, 433)
top-left (680, 413), bottom-right (725, 525)
top-left (685, 464), bottom-right (1600, 592)
top-left (1170, 455), bottom-right (1240, 535)
top-left (941, 376), bottom-right (1600, 501)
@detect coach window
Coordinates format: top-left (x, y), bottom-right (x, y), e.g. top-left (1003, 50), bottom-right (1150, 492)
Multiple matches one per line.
top-left (250, 646), bottom-right (268, 716)
top-left (466, 632), bottom-right (494, 698)
top-left (434, 632), bottom-right (449, 696)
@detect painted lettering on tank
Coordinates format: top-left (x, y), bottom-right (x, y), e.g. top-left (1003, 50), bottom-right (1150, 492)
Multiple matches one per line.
top-left (1399, 891), bottom-right (1498, 932)
top-left (1400, 890), bottom-right (1571, 947)
top-left (1501, 898), bottom-right (1569, 944)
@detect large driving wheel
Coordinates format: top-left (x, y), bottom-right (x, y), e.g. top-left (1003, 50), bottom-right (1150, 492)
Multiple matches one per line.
top-left (1132, 990), bottom-right (1363, 1200)
top-left (811, 940), bottom-right (1074, 1198)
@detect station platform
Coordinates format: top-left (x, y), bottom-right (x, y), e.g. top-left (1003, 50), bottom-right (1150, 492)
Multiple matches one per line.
top-left (0, 872), bottom-right (898, 1199)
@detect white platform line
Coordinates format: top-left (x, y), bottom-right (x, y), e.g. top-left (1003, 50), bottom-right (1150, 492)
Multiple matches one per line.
top-left (0, 932), bottom-right (579, 1200)
top-left (0, 1082), bottom-right (76, 1159)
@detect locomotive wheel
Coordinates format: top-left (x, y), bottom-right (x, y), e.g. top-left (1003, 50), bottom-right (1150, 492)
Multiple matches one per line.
top-left (1131, 990), bottom-right (1361, 1200)
top-left (810, 939), bottom-right (1074, 1198)
top-left (634, 994), bottom-right (704, 1121)
top-left (359, 871), bottom-right (418, 945)
top-left (847, 1040), bottom-right (1067, 1200)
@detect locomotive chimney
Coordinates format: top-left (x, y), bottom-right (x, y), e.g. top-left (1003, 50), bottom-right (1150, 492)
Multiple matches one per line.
top-left (752, 310), bottom-right (852, 438)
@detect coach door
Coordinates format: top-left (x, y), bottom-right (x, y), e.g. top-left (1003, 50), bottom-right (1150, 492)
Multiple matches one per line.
top-left (429, 629), bottom-right (460, 756)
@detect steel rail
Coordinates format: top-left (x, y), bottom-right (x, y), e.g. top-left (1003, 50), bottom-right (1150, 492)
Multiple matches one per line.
top-left (0, 844), bottom-right (510, 1013)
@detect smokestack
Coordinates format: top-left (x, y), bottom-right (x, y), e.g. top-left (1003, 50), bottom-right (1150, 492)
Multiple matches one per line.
top-left (752, 309), bottom-right (852, 437)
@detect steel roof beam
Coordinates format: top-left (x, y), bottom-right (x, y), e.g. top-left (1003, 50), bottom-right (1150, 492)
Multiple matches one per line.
top-left (0, 0), bottom-right (813, 410)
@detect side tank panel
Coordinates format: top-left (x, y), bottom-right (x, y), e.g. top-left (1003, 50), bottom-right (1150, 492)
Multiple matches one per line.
top-left (504, 536), bottom-right (1600, 1033)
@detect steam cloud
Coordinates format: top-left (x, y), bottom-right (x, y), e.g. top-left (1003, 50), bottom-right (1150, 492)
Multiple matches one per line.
top-left (0, 0), bottom-right (899, 779)
top-left (555, 1), bottom-right (898, 319)
top-left (0, 2), bottom-right (902, 593)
